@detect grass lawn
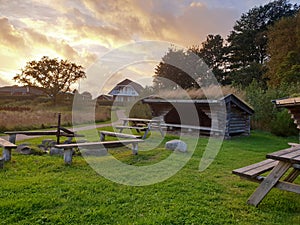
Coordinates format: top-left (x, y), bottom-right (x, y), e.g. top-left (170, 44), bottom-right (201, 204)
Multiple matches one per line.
top-left (1, 130), bottom-right (300, 224)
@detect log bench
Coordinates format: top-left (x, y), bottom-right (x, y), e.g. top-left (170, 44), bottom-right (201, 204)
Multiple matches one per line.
top-left (162, 123), bottom-right (223, 135)
top-left (0, 137), bottom-right (17, 162)
top-left (99, 131), bottom-right (142, 141)
top-left (55, 139), bottom-right (144, 164)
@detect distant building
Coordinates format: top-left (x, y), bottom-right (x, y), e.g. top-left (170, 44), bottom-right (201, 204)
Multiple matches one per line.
top-left (97, 94), bottom-right (113, 101)
top-left (0, 85), bottom-right (44, 96)
top-left (108, 79), bottom-right (144, 103)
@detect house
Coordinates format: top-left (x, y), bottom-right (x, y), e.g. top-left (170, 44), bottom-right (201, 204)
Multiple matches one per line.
top-left (97, 94), bottom-right (113, 101)
top-left (142, 94), bottom-right (254, 138)
top-left (0, 85), bottom-right (44, 96)
top-left (108, 79), bottom-right (144, 104)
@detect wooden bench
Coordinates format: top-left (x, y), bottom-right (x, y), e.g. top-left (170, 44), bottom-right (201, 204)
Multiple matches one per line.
top-left (99, 131), bottom-right (142, 141)
top-left (0, 137), bottom-right (17, 162)
top-left (232, 159), bottom-right (279, 181)
top-left (55, 139), bottom-right (144, 164)
top-left (233, 158), bottom-right (300, 205)
top-left (162, 123), bottom-right (223, 135)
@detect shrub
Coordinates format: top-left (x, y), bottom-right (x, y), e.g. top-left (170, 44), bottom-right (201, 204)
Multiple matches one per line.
top-left (270, 109), bottom-right (298, 137)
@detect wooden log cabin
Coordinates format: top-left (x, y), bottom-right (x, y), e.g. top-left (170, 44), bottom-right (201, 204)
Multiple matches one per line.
top-left (142, 94), bottom-right (254, 138)
top-left (273, 97), bottom-right (300, 129)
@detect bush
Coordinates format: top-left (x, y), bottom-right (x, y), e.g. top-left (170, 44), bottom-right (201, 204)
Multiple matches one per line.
top-left (245, 81), bottom-right (300, 136)
top-left (129, 101), bottom-right (152, 119)
top-left (270, 109), bottom-right (298, 137)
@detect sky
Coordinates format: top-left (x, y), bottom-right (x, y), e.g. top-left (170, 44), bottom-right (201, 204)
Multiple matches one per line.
top-left (0, 0), bottom-right (295, 94)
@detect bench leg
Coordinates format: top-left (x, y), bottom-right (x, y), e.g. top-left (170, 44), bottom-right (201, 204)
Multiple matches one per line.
top-left (132, 143), bottom-right (138, 155)
top-left (64, 149), bottom-right (73, 164)
top-left (0, 157), bottom-right (4, 169)
top-left (247, 161), bottom-right (290, 207)
top-left (3, 147), bottom-right (12, 161)
top-left (9, 134), bottom-right (16, 144)
top-left (100, 133), bottom-right (105, 141)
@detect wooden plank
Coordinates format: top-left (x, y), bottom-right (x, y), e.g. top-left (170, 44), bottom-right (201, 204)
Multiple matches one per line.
top-left (99, 131), bottom-right (142, 140)
top-left (247, 161), bottom-right (291, 207)
top-left (4, 131), bottom-right (84, 138)
top-left (268, 148), bottom-right (300, 164)
top-left (267, 147), bottom-right (299, 159)
top-left (243, 176), bottom-right (300, 194)
top-left (115, 126), bottom-right (148, 131)
top-left (55, 139), bottom-right (144, 149)
top-left (232, 159), bottom-right (278, 178)
top-left (0, 138), bottom-right (17, 148)
top-left (162, 123), bottom-right (222, 133)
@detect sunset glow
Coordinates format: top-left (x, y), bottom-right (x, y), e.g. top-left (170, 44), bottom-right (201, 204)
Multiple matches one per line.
top-left (0, 0), bottom-right (288, 88)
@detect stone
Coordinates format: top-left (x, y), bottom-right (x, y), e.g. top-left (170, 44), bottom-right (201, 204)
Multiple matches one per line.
top-left (165, 139), bottom-right (187, 153)
top-left (50, 147), bottom-right (64, 156)
top-left (16, 144), bottom-right (32, 155)
top-left (41, 139), bottom-right (56, 150)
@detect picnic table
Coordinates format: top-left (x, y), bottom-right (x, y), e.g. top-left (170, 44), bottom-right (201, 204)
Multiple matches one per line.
top-left (115, 118), bottom-right (164, 139)
top-left (233, 146), bottom-right (300, 206)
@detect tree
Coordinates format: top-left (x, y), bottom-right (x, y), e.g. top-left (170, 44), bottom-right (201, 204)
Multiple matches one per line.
top-left (153, 46), bottom-right (220, 90)
top-left (14, 56), bottom-right (86, 103)
top-left (193, 34), bottom-right (228, 85)
top-left (226, 0), bottom-right (299, 87)
top-left (266, 12), bottom-right (300, 86)
top-left (153, 47), bottom-right (200, 90)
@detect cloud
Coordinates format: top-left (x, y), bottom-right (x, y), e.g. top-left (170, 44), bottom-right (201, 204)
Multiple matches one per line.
top-left (0, 0), bottom-right (269, 87)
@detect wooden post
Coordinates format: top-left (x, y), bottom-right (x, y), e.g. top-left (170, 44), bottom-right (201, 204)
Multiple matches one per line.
top-left (132, 143), bottom-right (138, 155)
top-left (3, 147), bottom-right (12, 161)
top-left (100, 133), bottom-right (105, 141)
top-left (247, 161), bottom-right (290, 206)
top-left (0, 157), bottom-right (4, 169)
top-left (64, 149), bottom-right (73, 164)
top-left (9, 134), bottom-right (16, 144)
top-left (57, 113), bottom-right (61, 144)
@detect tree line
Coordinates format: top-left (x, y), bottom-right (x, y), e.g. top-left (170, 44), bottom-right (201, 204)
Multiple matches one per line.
top-left (153, 0), bottom-right (300, 90)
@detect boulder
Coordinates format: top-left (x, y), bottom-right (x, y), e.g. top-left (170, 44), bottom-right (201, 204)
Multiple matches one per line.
top-left (165, 140), bottom-right (187, 153)
top-left (16, 144), bottom-right (32, 155)
top-left (50, 147), bottom-right (64, 156)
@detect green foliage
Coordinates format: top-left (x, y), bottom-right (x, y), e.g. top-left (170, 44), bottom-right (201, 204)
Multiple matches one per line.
top-left (193, 34), bottom-right (228, 85)
top-left (227, 0), bottom-right (299, 87)
top-left (270, 109), bottom-right (298, 136)
top-left (266, 12), bottom-right (300, 86)
top-left (0, 131), bottom-right (299, 224)
top-left (245, 80), bottom-right (300, 135)
top-left (14, 56), bottom-right (86, 103)
top-left (128, 101), bottom-right (152, 119)
top-left (153, 47), bottom-right (218, 90)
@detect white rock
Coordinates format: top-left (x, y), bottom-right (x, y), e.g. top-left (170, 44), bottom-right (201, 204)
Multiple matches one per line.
top-left (165, 140), bottom-right (187, 153)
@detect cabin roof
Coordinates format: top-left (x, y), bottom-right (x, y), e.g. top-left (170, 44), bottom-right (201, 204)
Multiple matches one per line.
top-left (273, 97), bottom-right (300, 108)
top-left (143, 94), bottom-right (254, 115)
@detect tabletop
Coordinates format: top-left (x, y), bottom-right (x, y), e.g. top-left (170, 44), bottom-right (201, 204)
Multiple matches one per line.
top-left (121, 118), bottom-right (161, 123)
top-left (267, 146), bottom-right (300, 164)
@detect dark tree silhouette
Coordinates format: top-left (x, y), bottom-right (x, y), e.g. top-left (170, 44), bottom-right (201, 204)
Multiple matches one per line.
top-left (14, 56), bottom-right (86, 103)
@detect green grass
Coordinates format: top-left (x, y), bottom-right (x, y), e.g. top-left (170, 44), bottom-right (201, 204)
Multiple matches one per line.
top-left (1, 130), bottom-right (300, 224)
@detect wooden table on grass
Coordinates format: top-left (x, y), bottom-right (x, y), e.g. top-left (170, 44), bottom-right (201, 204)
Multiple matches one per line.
top-left (116, 118), bottom-right (164, 139)
top-left (236, 146), bottom-right (300, 206)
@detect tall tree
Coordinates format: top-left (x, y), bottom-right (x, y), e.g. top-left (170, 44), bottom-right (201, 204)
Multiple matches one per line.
top-left (266, 12), bottom-right (300, 86)
top-left (194, 34), bottom-right (228, 85)
top-left (153, 46), bottom-right (221, 90)
top-left (14, 56), bottom-right (86, 103)
top-left (226, 0), bottom-right (299, 87)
